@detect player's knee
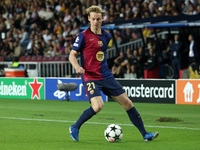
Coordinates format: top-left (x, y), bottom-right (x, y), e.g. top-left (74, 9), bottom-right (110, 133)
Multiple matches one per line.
top-left (124, 99), bottom-right (133, 110)
top-left (92, 103), bottom-right (104, 113)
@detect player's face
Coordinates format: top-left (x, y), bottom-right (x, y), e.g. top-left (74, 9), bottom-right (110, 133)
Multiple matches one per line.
top-left (88, 12), bottom-right (103, 32)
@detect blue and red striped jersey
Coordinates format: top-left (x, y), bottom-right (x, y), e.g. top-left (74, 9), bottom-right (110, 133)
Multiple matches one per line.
top-left (72, 27), bottom-right (113, 82)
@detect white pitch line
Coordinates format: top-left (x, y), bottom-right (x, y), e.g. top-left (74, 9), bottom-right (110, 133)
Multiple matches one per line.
top-left (0, 117), bottom-right (200, 131)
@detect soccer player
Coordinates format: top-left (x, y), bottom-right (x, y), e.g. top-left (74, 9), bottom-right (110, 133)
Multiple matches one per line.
top-left (69, 5), bottom-right (159, 142)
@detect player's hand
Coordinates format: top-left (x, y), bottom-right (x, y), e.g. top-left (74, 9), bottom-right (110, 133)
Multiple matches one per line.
top-left (76, 67), bottom-right (85, 74)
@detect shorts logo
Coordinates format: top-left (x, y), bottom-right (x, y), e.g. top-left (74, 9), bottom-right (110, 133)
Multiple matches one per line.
top-left (90, 90), bottom-right (94, 95)
top-left (98, 41), bottom-right (103, 47)
top-left (96, 51), bottom-right (104, 62)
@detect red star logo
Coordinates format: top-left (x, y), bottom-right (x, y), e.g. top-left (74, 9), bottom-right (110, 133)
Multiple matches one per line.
top-left (29, 78), bottom-right (43, 99)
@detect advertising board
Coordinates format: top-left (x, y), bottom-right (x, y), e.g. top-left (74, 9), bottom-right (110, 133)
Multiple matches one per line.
top-left (0, 78), bottom-right (45, 99)
top-left (45, 78), bottom-right (107, 101)
top-left (108, 79), bottom-right (176, 103)
top-left (176, 80), bottom-right (200, 105)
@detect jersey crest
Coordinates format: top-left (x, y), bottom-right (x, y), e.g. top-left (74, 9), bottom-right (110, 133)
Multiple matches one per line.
top-left (98, 41), bottom-right (103, 47)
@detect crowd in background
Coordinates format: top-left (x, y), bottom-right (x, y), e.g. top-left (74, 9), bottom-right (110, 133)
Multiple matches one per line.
top-left (0, 0), bottom-right (200, 78)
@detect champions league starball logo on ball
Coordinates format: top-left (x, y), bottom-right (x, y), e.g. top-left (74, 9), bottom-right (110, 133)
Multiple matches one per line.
top-left (104, 124), bottom-right (123, 143)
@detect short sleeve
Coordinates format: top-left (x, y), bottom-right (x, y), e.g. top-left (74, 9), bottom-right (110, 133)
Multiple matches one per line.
top-left (72, 33), bottom-right (85, 53)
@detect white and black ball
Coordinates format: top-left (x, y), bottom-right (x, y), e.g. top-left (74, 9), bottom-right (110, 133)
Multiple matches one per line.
top-left (104, 124), bottom-right (123, 143)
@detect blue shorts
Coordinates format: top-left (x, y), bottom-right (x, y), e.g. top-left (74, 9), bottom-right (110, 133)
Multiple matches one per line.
top-left (83, 77), bottom-right (125, 100)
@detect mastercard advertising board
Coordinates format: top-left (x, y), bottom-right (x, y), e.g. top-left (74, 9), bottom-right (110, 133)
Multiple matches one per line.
top-left (176, 80), bottom-right (200, 105)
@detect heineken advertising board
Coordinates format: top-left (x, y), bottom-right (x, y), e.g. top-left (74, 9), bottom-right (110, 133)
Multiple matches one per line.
top-left (0, 78), bottom-right (45, 99)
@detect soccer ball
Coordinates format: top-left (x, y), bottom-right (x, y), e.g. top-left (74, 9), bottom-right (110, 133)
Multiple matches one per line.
top-left (104, 124), bottom-right (123, 143)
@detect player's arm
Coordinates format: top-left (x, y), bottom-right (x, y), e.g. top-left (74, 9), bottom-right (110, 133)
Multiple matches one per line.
top-left (69, 50), bottom-right (85, 74)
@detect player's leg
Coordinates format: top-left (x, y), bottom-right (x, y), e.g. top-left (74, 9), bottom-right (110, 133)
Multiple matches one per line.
top-left (69, 96), bottom-right (103, 141)
top-left (70, 80), bottom-right (103, 141)
top-left (69, 105), bottom-right (96, 141)
top-left (71, 96), bottom-right (103, 129)
top-left (111, 93), bottom-right (159, 141)
top-left (111, 93), bottom-right (147, 136)
top-left (102, 77), bottom-right (146, 137)
top-left (90, 96), bottom-right (104, 113)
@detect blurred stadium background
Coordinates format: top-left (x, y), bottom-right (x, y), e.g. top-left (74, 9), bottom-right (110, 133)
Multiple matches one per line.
top-left (0, 1), bottom-right (200, 149)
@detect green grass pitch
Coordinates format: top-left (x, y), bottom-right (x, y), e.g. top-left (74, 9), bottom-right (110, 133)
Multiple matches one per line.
top-left (0, 98), bottom-right (200, 150)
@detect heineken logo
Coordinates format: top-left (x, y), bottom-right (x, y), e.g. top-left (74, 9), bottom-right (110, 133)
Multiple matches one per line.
top-left (0, 81), bottom-right (27, 96)
top-left (29, 78), bottom-right (43, 99)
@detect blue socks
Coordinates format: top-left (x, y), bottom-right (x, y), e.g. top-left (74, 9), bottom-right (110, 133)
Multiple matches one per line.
top-left (73, 106), bottom-right (146, 137)
top-left (126, 107), bottom-right (147, 137)
top-left (73, 107), bottom-right (96, 129)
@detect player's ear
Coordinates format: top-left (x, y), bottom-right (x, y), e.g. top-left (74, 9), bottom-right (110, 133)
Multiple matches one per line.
top-left (88, 15), bottom-right (90, 22)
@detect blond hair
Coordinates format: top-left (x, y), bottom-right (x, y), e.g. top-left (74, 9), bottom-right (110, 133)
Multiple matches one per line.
top-left (86, 5), bottom-right (105, 16)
